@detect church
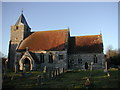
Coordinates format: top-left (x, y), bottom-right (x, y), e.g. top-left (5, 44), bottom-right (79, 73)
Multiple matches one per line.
top-left (8, 13), bottom-right (105, 71)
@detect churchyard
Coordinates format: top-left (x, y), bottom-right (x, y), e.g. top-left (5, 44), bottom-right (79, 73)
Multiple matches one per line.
top-left (2, 68), bottom-right (119, 89)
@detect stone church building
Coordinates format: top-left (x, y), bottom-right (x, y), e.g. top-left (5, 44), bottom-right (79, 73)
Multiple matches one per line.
top-left (8, 13), bottom-right (105, 71)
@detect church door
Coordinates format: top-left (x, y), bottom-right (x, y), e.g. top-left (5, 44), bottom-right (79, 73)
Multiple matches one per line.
top-left (23, 58), bottom-right (31, 71)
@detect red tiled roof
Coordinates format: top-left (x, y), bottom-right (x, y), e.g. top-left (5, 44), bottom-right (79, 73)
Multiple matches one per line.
top-left (68, 35), bottom-right (103, 54)
top-left (17, 29), bottom-right (69, 51)
top-left (76, 35), bottom-right (102, 47)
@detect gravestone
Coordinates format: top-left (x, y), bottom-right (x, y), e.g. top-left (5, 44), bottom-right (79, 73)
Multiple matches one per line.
top-left (11, 76), bottom-right (14, 80)
top-left (60, 68), bottom-right (63, 74)
top-left (43, 72), bottom-right (47, 81)
top-left (15, 64), bottom-right (19, 73)
top-left (84, 78), bottom-right (91, 89)
top-left (4, 60), bottom-right (8, 74)
top-left (105, 61), bottom-right (108, 71)
top-left (90, 62), bottom-right (93, 71)
top-left (56, 69), bottom-right (58, 76)
top-left (54, 70), bottom-right (56, 77)
top-left (37, 75), bottom-right (41, 83)
top-left (55, 67), bottom-right (59, 76)
top-left (107, 73), bottom-right (110, 77)
top-left (58, 68), bottom-right (60, 75)
top-left (104, 61), bottom-right (108, 72)
top-left (43, 66), bottom-right (47, 73)
top-left (51, 70), bottom-right (54, 78)
top-left (40, 75), bottom-right (44, 85)
top-left (63, 68), bottom-right (65, 73)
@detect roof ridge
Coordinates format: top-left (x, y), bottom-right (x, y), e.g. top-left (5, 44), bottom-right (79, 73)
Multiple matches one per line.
top-left (33, 29), bottom-right (68, 33)
top-left (75, 35), bottom-right (101, 37)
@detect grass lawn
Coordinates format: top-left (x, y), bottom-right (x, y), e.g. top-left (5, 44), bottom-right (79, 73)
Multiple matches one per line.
top-left (2, 68), bottom-right (120, 89)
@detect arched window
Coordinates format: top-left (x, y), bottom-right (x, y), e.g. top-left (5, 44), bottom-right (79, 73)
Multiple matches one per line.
top-left (59, 55), bottom-right (63, 60)
top-left (70, 59), bottom-right (74, 64)
top-left (78, 59), bottom-right (82, 64)
top-left (40, 53), bottom-right (44, 63)
top-left (49, 53), bottom-right (53, 63)
top-left (94, 55), bottom-right (97, 63)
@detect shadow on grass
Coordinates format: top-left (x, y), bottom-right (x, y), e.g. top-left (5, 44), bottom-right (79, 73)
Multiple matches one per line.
top-left (2, 69), bottom-right (119, 88)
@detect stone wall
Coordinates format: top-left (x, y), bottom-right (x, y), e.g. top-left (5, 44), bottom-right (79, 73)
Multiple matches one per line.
top-left (11, 25), bottom-right (24, 42)
top-left (11, 25), bottom-right (30, 42)
top-left (8, 42), bottom-right (19, 69)
top-left (32, 51), bottom-right (68, 71)
top-left (68, 53), bottom-right (105, 70)
top-left (8, 24), bottom-right (31, 70)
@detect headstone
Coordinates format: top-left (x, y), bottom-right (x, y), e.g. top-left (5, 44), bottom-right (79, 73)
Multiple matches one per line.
top-left (5, 60), bottom-right (8, 73)
top-left (37, 75), bottom-right (41, 83)
top-left (60, 68), bottom-right (62, 73)
top-left (40, 75), bottom-right (44, 85)
top-left (15, 64), bottom-right (18, 73)
top-left (43, 66), bottom-right (47, 73)
top-left (60, 68), bottom-right (63, 74)
top-left (53, 70), bottom-right (55, 78)
top-left (3, 69), bottom-right (6, 76)
top-left (84, 78), bottom-right (91, 89)
top-left (51, 71), bottom-right (54, 78)
top-left (55, 67), bottom-right (59, 76)
top-left (11, 76), bottom-right (14, 80)
top-left (40, 74), bottom-right (43, 82)
top-left (15, 64), bottom-right (17, 73)
top-left (105, 61), bottom-right (108, 71)
top-left (57, 68), bottom-right (59, 75)
top-left (58, 68), bottom-right (60, 75)
top-left (63, 68), bottom-right (65, 73)
top-left (56, 69), bottom-right (58, 76)
top-left (43, 73), bottom-right (47, 81)
top-left (107, 73), bottom-right (110, 77)
top-left (90, 62), bottom-right (93, 71)
top-left (54, 70), bottom-right (56, 77)
top-left (104, 69), bottom-right (108, 73)
top-left (59, 68), bottom-right (61, 74)
top-left (47, 72), bottom-right (50, 79)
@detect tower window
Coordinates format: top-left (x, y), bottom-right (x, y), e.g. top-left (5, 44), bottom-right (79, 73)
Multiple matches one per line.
top-left (94, 55), bottom-right (97, 63)
top-left (16, 26), bottom-right (19, 30)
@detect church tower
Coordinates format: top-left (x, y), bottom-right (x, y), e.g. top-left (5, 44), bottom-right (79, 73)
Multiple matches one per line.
top-left (8, 13), bottom-right (31, 69)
